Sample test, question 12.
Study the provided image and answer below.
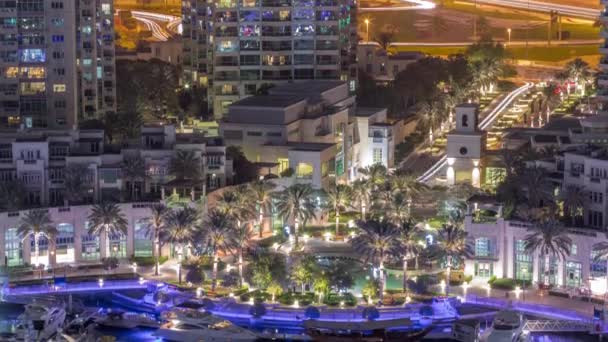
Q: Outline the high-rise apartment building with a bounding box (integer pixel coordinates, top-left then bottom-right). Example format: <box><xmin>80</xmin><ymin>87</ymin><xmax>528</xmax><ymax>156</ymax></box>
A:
<box><xmin>182</xmin><ymin>0</ymin><xmax>358</xmax><ymax>118</ymax></box>
<box><xmin>0</xmin><ymin>0</ymin><xmax>116</xmax><ymax>129</ymax></box>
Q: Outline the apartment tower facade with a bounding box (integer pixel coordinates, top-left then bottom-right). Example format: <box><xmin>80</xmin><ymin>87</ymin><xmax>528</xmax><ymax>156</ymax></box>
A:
<box><xmin>182</xmin><ymin>0</ymin><xmax>358</xmax><ymax>118</ymax></box>
<box><xmin>0</xmin><ymin>0</ymin><xmax>116</xmax><ymax>129</ymax></box>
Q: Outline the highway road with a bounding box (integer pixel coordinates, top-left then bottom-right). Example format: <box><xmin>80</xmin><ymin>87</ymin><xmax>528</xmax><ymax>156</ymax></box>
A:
<box><xmin>467</xmin><ymin>0</ymin><xmax>598</xmax><ymax>19</ymax></box>
<box><xmin>360</xmin><ymin>0</ymin><xmax>435</xmax><ymax>12</ymax></box>
<box><xmin>129</xmin><ymin>10</ymin><xmax>181</xmax><ymax>41</ymax></box>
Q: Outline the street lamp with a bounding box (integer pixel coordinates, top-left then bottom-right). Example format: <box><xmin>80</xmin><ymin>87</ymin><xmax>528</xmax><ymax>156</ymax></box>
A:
<box><xmin>507</xmin><ymin>28</ymin><xmax>512</xmax><ymax>44</ymax></box>
<box><xmin>364</xmin><ymin>19</ymin><xmax>370</xmax><ymax>43</ymax></box>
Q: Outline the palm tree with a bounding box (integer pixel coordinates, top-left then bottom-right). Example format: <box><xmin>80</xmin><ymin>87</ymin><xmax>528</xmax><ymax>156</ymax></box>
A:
<box><xmin>18</xmin><ymin>210</ymin><xmax>56</xmax><ymax>267</ymax></box>
<box><xmin>385</xmin><ymin>192</ymin><xmax>411</xmax><ymax>225</ymax></box>
<box><xmin>229</xmin><ymin>223</ymin><xmax>254</xmax><ymax>286</ymax></box>
<box><xmin>87</xmin><ymin>203</ymin><xmax>129</xmax><ymax>259</ymax></box>
<box><xmin>521</xmin><ymin>166</ymin><xmax>551</xmax><ymax>208</ymax></box>
<box><xmin>524</xmin><ymin>219</ymin><xmax>571</xmax><ymax>286</ymax></box>
<box><xmin>216</xmin><ymin>185</ymin><xmax>255</xmax><ymax>228</ymax></box>
<box><xmin>350</xmin><ymin>219</ymin><xmax>400</xmax><ymax>301</ymax></box>
<box><xmin>565</xmin><ymin>58</ymin><xmax>591</xmax><ymax>95</ymax></box>
<box><xmin>416</xmin><ymin>99</ymin><xmax>445</xmax><ymax>143</ymax></box>
<box><xmin>560</xmin><ymin>185</ymin><xmax>588</xmax><ymax>226</ymax></box>
<box><xmin>325</xmin><ymin>184</ymin><xmax>351</xmax><ymax>235</ymax></box>
<box><xmin>169</xmin><ymin>150</ymin><xmax>202</xmax><ymax>198</ymax></box>
<box><xmin>145</xmin><ymin>203</ymin><xmax>169</xmax><ymax>276</ymax></box>
<box><xmin>248</xmin><ymin>180</ymin><xmax>276</xmax><ymax>237</ymax></box>
<box><xmin>202</xmin><ymin>209</ymin><xmax>234</xmax><ymax>290</ymax></box>
<box><xmin>351</xmin><ymin>179</ymin><xmax>372</xmax><ymax>220</ymax></box>
<box><xmin>276</xmin><ymin>184</ymin><xmax>316</xmax><ymax>247</ymax></box>
<box><xmin>63</xmin><ymin>164</ymin><xmax>92</xmax><ymax>205</ymax></box>
<box><xmin>542</xmin><ymin>83</ymin><xmax>561</xmax><ymax>120</ymax></box>
<box><xmin>163</xmin><ymin>207</ymin><xmax>199</xmax><ymax>284</ymax></box>
<box><xmin>122</xmin><ymin>155</ymin><xmax>147</xmax><ymax>201</ymax></box>
<box><xmin>396</xmin><ymin>220</ymin><xmax>422</xmax><ymax>293</ymax></box>
<box><xmin>358</xmin><ymin>164</ymin><xmax>388</xmax><ymax>189</ymax></box>
<box><xmin>435</xmin><ymin>223</ymin><xmax>473</xmax><ymax>295</ymax></box>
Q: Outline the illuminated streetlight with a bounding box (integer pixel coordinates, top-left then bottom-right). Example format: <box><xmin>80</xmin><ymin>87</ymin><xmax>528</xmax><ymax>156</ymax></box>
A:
<box><xmin>507</xmin><ymin>28</ymin><xmax>512</xmax><ymax>44</ymax></box>
<box><xmin>364</xmin><ymin>19</ymin><xmax>370</xmax><ymax>43</ymax></box>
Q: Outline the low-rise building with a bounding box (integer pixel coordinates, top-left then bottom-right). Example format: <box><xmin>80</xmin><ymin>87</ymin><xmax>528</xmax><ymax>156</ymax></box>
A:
<box><xmin>357</xmin><ymin>44</ymin><xmax>424</xmax><ymax>83</ymax></box>
<box><xmin>219</xmin><ymin>81</ymin><xmax>398</xmax><ymax>188</ymax></box>
<box><xmin>0</xmin><ymin>125</ymin><xmax>232</xmax><ymax>209</ymax></box>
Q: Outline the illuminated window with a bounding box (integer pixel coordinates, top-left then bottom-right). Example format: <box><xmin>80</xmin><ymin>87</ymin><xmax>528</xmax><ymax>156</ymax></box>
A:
<box><xmin>20</xmin><ymin>67</ymin><xmax>45</xmax><ymax>79</ymax></box>
<box><xmin>20</xmin><ymin>82</ymin><xmax>45</xmax><ymax>95</ymax></box>
<box><xmin>101</xmin><ymin>4</ymin><xmax>111</xmax><ymax>15</ymax></box>
<box><xmin>82</xmin><ymin>58</ymin><xmax>92</xmax><ymax>66</ymax></box>
<box><xmin>19</xmin><ymin>49</ymin><xmax>45</xmax><ymax>63</ymax></box>
<box><xmin>4</xmin><ymin>67</ymin><xmax>18</xmax><ymax>78</ymax></box>
<box><xmin>373</xmin><ymin>148</ymin><xmax>382</xmax><ymax>164</ymax></box>
<box><xmin>53</xmin><ymin>84</ymin><xmax>66</xmax><ymax>92</ymax></box>
<box><xmin>278</xmin><ymin>158</ymin><xmax>289</xmax><ymax>173</ymax></box>
<box><xmin>296</xmin><ymin>163</ymin><xmax>313</xmax><ymax>179</ymax></box>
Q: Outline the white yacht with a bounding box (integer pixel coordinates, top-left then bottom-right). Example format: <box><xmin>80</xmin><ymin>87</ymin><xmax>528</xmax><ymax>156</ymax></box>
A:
<box><xmin>155</xmin><ymin>308</ymin><xmax>259</xmax><ymax>342</ymax></box>
<box><xmin>14</xmin><ymin>303</ymin><xmax>66</xmax><ymax>341</ymax></box>
<box><xmin>480</xmin><ymin>310</ymin><xmax>530</xmax><ymax>342</ymax></box>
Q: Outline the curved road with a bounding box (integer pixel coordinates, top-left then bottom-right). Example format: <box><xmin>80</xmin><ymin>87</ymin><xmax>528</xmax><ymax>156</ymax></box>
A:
<box><xmin>416</xmin><ymin>82</ymin><xmax>534</xmax><ymax>183</ymax></box>
<box><xmin>469</xmin><ymin>0</ymin><xmax>598</xmax><ymax>19</ymax></box>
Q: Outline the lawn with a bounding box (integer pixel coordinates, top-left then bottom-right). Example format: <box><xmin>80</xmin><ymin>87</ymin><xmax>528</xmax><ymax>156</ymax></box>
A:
<box><xmin>393</xmin><ymin>44</ymin><xmax>600</xmax><ymax>62</ymax></box>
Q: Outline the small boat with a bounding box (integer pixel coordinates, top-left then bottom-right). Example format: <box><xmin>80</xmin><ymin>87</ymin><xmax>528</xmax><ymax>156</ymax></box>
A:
<box><xmin>480</xmin><ymin>310</ymin><xmax>530</xmax><ymax>342</ymax></box>
<box><xmin>155</xmin><ymin>308</ymin><xmax>259</xmax><ymax>342</ymax></box>
<box><xmin>13</xmin><ymin>303</ymin><xmax>67</xmax><ymax>341</ymax></box>
<box><xmin>94</xmin><ymin>310</ymin><xmax>160</xmax><ymax>329</ymax></box>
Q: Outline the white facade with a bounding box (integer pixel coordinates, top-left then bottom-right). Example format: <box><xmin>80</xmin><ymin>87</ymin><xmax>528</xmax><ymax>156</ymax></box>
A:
<box><xmin>446</xmin><ymin>104</ymin><xmax>484</xmax><ymax>187</ymax></box>
<box><xmin>0</xmin><ymin>0</ymin><xmax>116</xmax><ymax>128</ymax></box>
<box><xmin>0</xmin><ymin>125</ymin><xmax>231</xmax><ymax>209</ymax></box>
<box><xmin>0</xmin><ymin>203</ymin><xmax>163</xmax><ymax>267</ymax></box>
<box><xmin>464</xmin><ymin>215</ymin><xmax>608</xmax><ymax>294</ymax></box>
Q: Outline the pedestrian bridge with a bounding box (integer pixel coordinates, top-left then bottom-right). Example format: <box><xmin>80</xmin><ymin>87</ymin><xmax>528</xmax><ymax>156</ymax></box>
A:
<box><xmin>524</xmin><ymin>320</ymin><xmax>593</xmax><ymax>332</ymax></box>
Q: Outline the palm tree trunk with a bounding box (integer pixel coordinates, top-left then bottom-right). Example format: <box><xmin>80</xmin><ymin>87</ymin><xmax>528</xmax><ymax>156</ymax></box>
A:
<box><xmin>238</xmin><ymin>249</ymin><xmax>244</xmax><ymax>287</ymax></box>
<box><xmin>446</xmin><ymin>255</ymin><xmax>452</xmax><ymax>295</ymax></box>
<box><xmin>544</xmin><ymin>254</ymin><xmax>550</xmax><ymax>286</ymax></box>
<box><xmin>212</xmin><ymin>251</ymin><xmax>219</xmax><ymax>291</ymax></box>
<box><xmin>379</xmin><ymin>258</ymin><xmax>385</xmax><ymax>302</ymax></box>
<box><xmin>361</xmin><ymin>202</ymin><xmax>366</xmax><ymax>220</ymax></box>
<box><xmin>294</xmin><ymin>217</ymin><xmax>300</xmax><ymax>247</ymax></box>
<box><xmin>155</xmin><ymin>233</ymin><xmax>160</xmax><ymax>276</ymax></box>
<box><xmin>415</xmin><ymin>256</ymin><xmax>419</xmax><ymax>270</ymax></box>
<box><xmin>34</xmin><ymin>233</ymin><xmax>40</xmax><ymax>267</ymax></box>
<box><xmin>335</xmin><ymin>208</ymin><xmax>340</xmax><ymax>236</ymax></box>
<box><xmin>259</xmin><ymin>205</ymin><xmax>264</xmax><ymax>238</ymax></box>
<box><xmin>402</xmin><ymin>257</ymin><xmax>408</xmax><ymax>293</ymax></box>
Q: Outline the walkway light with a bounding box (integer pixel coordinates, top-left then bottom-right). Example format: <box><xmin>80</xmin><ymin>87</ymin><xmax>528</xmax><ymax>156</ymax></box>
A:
<box><xmin>293</xmin><ymin>300</ymin><xmax>299</xmax><ymax>308</ymax></box>
<box><xmin>98</xmin><ymin>278</ymin><xmax>104</xmax><ymax>287</ymax></box>
<box><xmin>249</xmin><ymin>298</ymin><xmax>254</xmax><ymax>305</ymax></box>
<box><xmin>139</xmin><ymin>277</ymin><xmax>145</xmax><ymax>285</ymax></box>
<box><xmin>229</xmin><ymin>292</ymin><xmax>235</xmax><ymax>297</ymax></box>
<box><xmin>440</xmin><ymin>280</ymin><xmax>446</xmax><ymax>294</ymax></box>
<box><xmin>340</xmin><ymin>301</ymin><xmax>345</xmax><ymax>308</ymax></box>
<box><xmin>196</xmin><ymin>287</ymin><xmax>203</xmax><ymax>298</ymax></box>
<box><xmin>405</xmin><ymin>296</ymin><xmax>411</xmax><ymax>304</ymax></box>
<box><xmin>514</xmin><ymin>286</ymin><xmax>522</xmax><ymax>298</ymax></box>
<box><xmin>303</xmin><ymin>234</ymin><xmax>310</xmax><ymax>242</ymax></box>
<box><xmin>324</xmin><ymin>232</ymin><xmax>332</xmax><ymax>242</ymax></box>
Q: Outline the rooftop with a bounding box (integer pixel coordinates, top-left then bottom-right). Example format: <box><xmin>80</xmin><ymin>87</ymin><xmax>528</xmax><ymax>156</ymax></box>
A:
<box><xmin>230</xmin><ymin>95</ymin><xmax>306</xmax><ymax>108</ymax></box>
<box><xmin>288</xmin><ymin>142</ymin><xmax>336</xmax><ymax>152</ymax></box>
<box><xmin>356</xmin><ymin>107</ymin><xmax>385</xmax><ymax>118</ymax></box>
<box><xmin>269</xmin><ymin>81</ymin><xmax>345</xmax><ymax>96</ymax></box>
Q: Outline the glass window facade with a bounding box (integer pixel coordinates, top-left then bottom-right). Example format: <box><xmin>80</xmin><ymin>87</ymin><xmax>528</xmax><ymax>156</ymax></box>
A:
<box><xmin>514</xmin><ymin>240</ymin><xmax>533</xmax><ymax>281</ymax></box>
<box><xmin>538</xmin><ymin>256</ymin><xmax>558</xmax><ymax>285</ymax></box>
<box><xmin>474</xmin><ymin>262</ymin><xmax>492</xmax><ymax>278</ymax></box>
<box><xmin>5</xmin><ymin>228</ymin><xmax>23</xmax><ymax>266</ymax></box>
<box><xmin>566</xmin><ymin>261</ymin><xmax>582</xmax><ymax>288</ymax></box>
<box><xmin>109</xmin><ymin>233</ymin><xmax>127</xmax><ymax>259</ymax></box>
<box><xmin>475</xmin><ymin>238</ymin><xmax>490</xmax><ymax>257</ymax></box>
<box><xmin>134</xmin><ymin>221</ymin><xmax>152</xmax><ymax>257</ymax></box>
<box><xmin>55</xmin><ymin>223</ymin><xmax>74</xmax><ymax>264</ymax></box>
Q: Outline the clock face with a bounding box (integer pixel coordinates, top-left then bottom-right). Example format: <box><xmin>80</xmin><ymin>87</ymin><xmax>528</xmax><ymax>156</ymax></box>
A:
<box><xmin>459</xmin><ymin>147</ymin><xmax>468</xmax><ymax>155</ymax></box>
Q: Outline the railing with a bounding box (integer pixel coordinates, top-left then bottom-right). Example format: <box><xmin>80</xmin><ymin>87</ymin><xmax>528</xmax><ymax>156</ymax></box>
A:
<box><xmin>524</xmin><ymin>320</ymin><xmax>592</xmax><ymax>332</ymax></box>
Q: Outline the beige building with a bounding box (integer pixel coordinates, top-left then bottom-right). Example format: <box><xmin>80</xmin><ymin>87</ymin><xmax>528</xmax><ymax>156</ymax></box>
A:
<box><xmin>357</xmin><ymin>43</ymin><xmax>424</xmax><ymax>83</ymax></box>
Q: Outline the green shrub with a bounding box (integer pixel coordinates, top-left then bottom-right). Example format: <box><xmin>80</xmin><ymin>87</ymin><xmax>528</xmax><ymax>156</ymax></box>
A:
<box><xmin>197</xmin><ymin>256</ymin><xmax>226</xmax><ymax>271</ymax></box>
<box><xmin>488</xmin><ymin>275</ymin><xmax>497</xmax><ymax>284</ymax></box>
<box><xmin>489</xmin><ymin>278</ymin><xmax>528</xmax><ymax>291</ymax></box>
<box><xmin>130</xmin><ymin>256</ymin><xmax>168</xmax><ymax>266</ymax></box>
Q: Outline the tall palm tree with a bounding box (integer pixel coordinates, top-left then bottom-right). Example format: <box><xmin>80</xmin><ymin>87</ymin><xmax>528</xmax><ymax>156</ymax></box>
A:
<box><xmin>565</xmin><ymin>58</ymin><xmax>591</xmax><ymax>95</ymax></box>
<box><xmin>521</xmin><ymin>166</ymin><xmax>551</xmax><ymax>209</ymax></box>
<box><xmin>216</xmin><ymin>185</ymin><xmax>255</xmax><ymax>228</ymax></box>
<box><xmin>391</xmin><ymin>171</ymin><xmax>428</xmax><ymax>198</ymax></box>
<box><xmin>202</xmin><ymin>209</ymin><xmax>235</xmax><ymax>290</ymax></box>
<box><xmin>230</xmin><ymin>223</ymin><xmax>254</xmax><ymax>286</ymax></box>
<box><xmin>248</xmin><ymin>180</ymin><xmax>276</xmax><ymax>237</ymax></box>
<box><xmin>325</xmin><ymin>184</ymin><xmax>351</xmax><ymax>235</ymax></box>
<box><xmin>87</xmin><ymin>203</ymin><xmax>129</xmax><ymax>258</ymax></box>
<box><xmin>350</xmin><ymin>219</ymin><xmax>400</xmax><ymax>301</ymax></box>
<box><xmin>163</xmin><ymin>207</ymin><xmax>199</xmax><ymax>284</ymax></box>
<box><xmin>145</xmin><ymin>203</ymin><xmax>169</xmax><ymax>276</ymax></box>
<box><xmin>385</xmin><ymin>192</ymin><xmax>411</xmax><ymax>226</ymax></box>
<box><xmin>435</xmin><ymin>223</ymin><xmax>473</xmax><ymax>295</ymax></box>
<box><xmin>276</xmin><ymin>184</ymin><xmax>316</xmax><ymax>247</ymax></box>
<box><xmin>18</xmin><ymin>210</ymin><xmax>56</xmax><ymax>267</ymax></box>
<box><xmin>63</xmin><ymin>164</ymin><xmax>92</xmax><ymax>205</ymax></box>
<box><xmin>560</xmin><ymin>185</ymin><xmax>588</xmax><ymax>226</ymax></box>
<box><xmin>358</xmin><ymin>164</ymin><xmax>388</xmax><ymax>189</ymax></box>
<box><xmin>524</xmin><ymin>219</ymin><xmax>571</xmax><ymax>286</ymax></box>
<box><xmin>396</xmin><ymin>219</ymin><xmax>422</xmax><ymax>293</ymax></box>
<box><xmin>122</xmin><ymin>155</ymin><xmax>148</xmax><ymax>201</ymax></box>
<box><xmin>542</xmin><ymin>83</ymin><xmax>561</xmax><ymax>120</ymax></box>
<box><xmin>169</xmin><ymin>150</ymin><xmax>202</xmax><ymax>197</ymax></box>
<box><xmin>351</xmin><ymin>179</ymin><xmax>372</xmax><ymax>220</ymax></box>
<box><xmin>416</xmin><ymin>99</ymin><xmax>444</xmax><ymax>143</ymax></box>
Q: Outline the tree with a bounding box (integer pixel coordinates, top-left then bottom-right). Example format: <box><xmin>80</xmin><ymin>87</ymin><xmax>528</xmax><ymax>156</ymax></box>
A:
<box><xmin>144</xmin><ymin>203</ymin><xmax>169</xmax><ymax>276</ymax></box>
<box><xmin>247</xmin><ymin>251</ymin><xmax>287</xmax><ymax>288</ymax></box>
<box><xmin>87</xmin><ymin>203</ymin><xmax>128</xmax><ymax>259</ymax></box>
<box><xmin>121</xmin><ymin>155</ymin><xmax>147</xmax><ymax>201</ymax></box>
<box><xmin>169</xmin><ymin>150</ymin><xmax>202</xmax><ymax>182</ymax></box>
<box><xmin>416</xmin><ymin>98</ymin><xmax>445</xmax><ymax>143</ymax></box>
<box><xmin>358</xmin><ymin>164</ymin><xmax>388</xmax><ymax>190</ymax></box>
<box><xmin>18</xmin><ymin>210</ymin><xmax>56</xmax><ymax>267</ymax></box>
<box><xmin>375</xmin><ymin>28</ymin><xmax>395</xmax><ymax>50</ymax></box>
<box><xmin>565</xmin><ymin>58</ymin><xmax>591</xmax><ymax>95</ymax></box>
<box><xmin>351</xmin><ymin>219</ymin><xmax>400</xmax><ymax>301</ymax></box>
<box><xmin>290</xmin><ymin>253</ymin><xmax>317</xmax><ymax>293</ymax></box>
<box><xmin>0</xmin><ymin>181</ymin><xmax>26</xmax><ymax>210</ymax></box>
<box><xmin>163</xmin><ymin>207</ymin><xmax>199</xmax><ymax>283</ymax></box>
<box><xmin>226</xmin><ymin>146</ymin><xmax>259</xmax><ymax>184</ymax></box>
<box><xmin>435</xmin><ymin>223</ymin><xmax>472</xmax><ymax>295</ymax></box>
<box><xmin>391</xmin><ymin>171</ymin><xmax>428</xmax><ymax>204</ymax></box>
<box><xmin>63</xmin><ymin>164</ymin><xmax>92</xmax><ymax>205</ymax></box>
<box><xmin>267</xmin><ymin>281</ymin><xmax>283</xmax><ymax>303</ymax></box>
<box><xmin>560</xmin><ymin>185</ymin><xmax>587</xmax><ymax>226</ymax></box>
<box><xmin>524</xmin><ymin>219</ymin><xmax>571</xmax><ymax>286</ymax></box>
<box><xmin>542</xmin><ymin>83</ymin><xmax>561</xmax><ymax>119</ymax></box>
<box><xmin>326</xmin><ymin>260</ymin><xmax>357</xmax><ymax>292</ymax></box>
<box><xmin>248</xmin><ymin>180</ymin><xmax>276</xmax><ymax>237</ymax></box>
<box><xmin>351</xmin><ymin>179</ymin><xmax>372</xmax><ymax>220</ymax></box>
<box><xmin>230</xmin><ymin>223</ymin><xmax>254</xmax><ymax>286</ymax></box>
<box><xmin>325</xmin><ymin>184</ymin><xmax>352</xmax><ymax>235</ymax></box>
<box><xmin>396</xmin><ymin>219</ymin><xmax>423</xmax><ymax>293</ymax></box>
<box><xmin>313</xmin><ymin>276</ymin><xmax>330</xmax><ymax>303</ymax></box>
<box><xmin>216</xmin><ymin>185</ymin><xmax>255</xmax><ymax>228</ymax></box>
<box><xmin>385</xmin><ymin>192</ymin><xmax>411</xmax><ymax>226</ymax></box>
<box><xmin>202</xmin><ymin>209</ymin><xmax>234</xmax><ymax>291</ymax></box>
<box><xmin>520</xmin><ymin>166</ymin><xmax>552</xmax><ymax>209</ymax></box>
<box><xmin>276</xmin><ymin>184</ymin><xmax>316</xmax><ymax>247</ymax></box>
<box><xmin>362</xmin><ymin>279</ymin><xmax>380</xmax><ymax>303</ymax></box>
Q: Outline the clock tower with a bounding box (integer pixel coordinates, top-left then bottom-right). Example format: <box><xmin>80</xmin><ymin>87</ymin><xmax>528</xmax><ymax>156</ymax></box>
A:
<box><xmin>446</xmin><ymin>104</ymin><xmax>485</xmax><ymax>187</ymax></box>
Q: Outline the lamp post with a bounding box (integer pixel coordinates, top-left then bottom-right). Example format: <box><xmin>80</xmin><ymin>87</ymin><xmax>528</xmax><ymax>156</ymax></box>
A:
<box><xmin>364</xmin><ymin>19</ymin><xmax>370</xmax><ymax>43</ymax></box>
<box><xmin>507</xmin><ymin>28</ymin><xmax>512</xmax><ymax>44</ymax></box>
